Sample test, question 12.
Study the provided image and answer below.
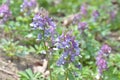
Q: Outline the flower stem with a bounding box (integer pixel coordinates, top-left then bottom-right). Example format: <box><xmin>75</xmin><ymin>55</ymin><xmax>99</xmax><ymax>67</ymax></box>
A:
<box><xmin>43</xmin><ymin>26</ymin><xmax>52</xmax><ymax>80</ymax></box>
<box><xmin>65</xmin><ymin>69</ymin><xmax>68</xmax><ymax>80</ymax></box>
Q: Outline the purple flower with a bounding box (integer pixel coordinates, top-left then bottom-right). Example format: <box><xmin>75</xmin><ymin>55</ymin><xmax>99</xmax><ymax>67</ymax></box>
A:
<box><xmin>6</xmin><ymin>0</ymin><xmax>10</xmax><ymax>6</ymax></box>
<box><xmin>96</xmin><ymin>44</ymin><xmax>111</xmax><ymax>75</ymax></box>
<box><xmin>30</xmin><ymin>14</ymin><xmax>56</xmax><ymax>29</ymax></box>
<box><xmin>30</xmin><ymin>14</ymin><xmax>45</xmax><ymax>29</ymax></box>
<box><xmin>20</xmin><ymin>0</ymin><xmax>37</xmax><ymax>14</ymax></box>
<box><xmin>37</xmin><ymin>33</ymin><xmax>42</xmax><ymax>40</ymax></box>
<box><xmin>78</xmin><ymin>22</ymin><xmax>87</xmax><ymax>32</ymax></box>
<box><xmin>30</xmin><ymin>13</ymin><xmax>56</xmax><ymax>40</ymax></box>
<box><xmin>109</xmin><ymin>11</ymin><xmax>116</xmax><ymax>21</ymax></box>
<box><xmin>96</xmin><ymin>54</ymin><xmax>107</xmax><ymax>75</ymax></box>
<box><xmin>92</xmin><ymin>10</ymin><xmax>100</xmax><ymax>21</ymax></box>
<box><xmin>100</xmin><ymin>44</ymin><xmax>111</xmax><ymax>54</ymax></box>
<box><xmin>73</xmin><ymin>13</ymin><xmax>81</xmax><ymax>24</ymax></box>
<box><xmin>80</xmin><ymin>4</ymin><xmax>87</xmax><ymax>16</ymax></box>
<box><xmin>0</xmin><ymin>4</ymin><xmax>11</xmax><ymax>24</ymax></box>
<box><xmin>47</xmin><ymin>17</ymin><xmax>56</xmax><ymax>28</ymax></box>
<box><xmin>56</xmin><ymin>52</ymin><xmax>67</xmax><ymax>66</ymax></box>
<box><xmin>55</xmin><ymin>32</ymin><xmax>81</xmax><ymax>67</ymax></box>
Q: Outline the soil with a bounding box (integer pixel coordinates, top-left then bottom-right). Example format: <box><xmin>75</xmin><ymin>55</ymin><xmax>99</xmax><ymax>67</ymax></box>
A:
<box><xmin>0</xmin><ymin>51</ymin><xmax>43</xmax><ymax>80</ymax></box>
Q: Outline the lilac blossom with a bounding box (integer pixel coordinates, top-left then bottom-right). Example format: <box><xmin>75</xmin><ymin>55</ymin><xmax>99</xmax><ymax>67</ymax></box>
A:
<box><xmin>96</xmin><ymin>44</ymin><xmax>111</xmax><ymax>75</ymax></box>
<box><xmin>78</xmin><ymin>22</ymin><xmax>87</xmax><ymax>32</ymax></box>
<box><xmin>20</xmin><ymin>0</ymin><xmax>37</xmax><ymax>14</ymax></box>
<box><xmin>55</xmin><ymin>32</ymin><xmax>81</xmax><ymax>68</ymax></box>
<box><xmin>100</xmin><ymin>44</ymin><xmax>111</xmax><ymax>54</ymax></box>
<box><xmin>0</xmin><ymin>4</ymin><xmax>11</xmax><ymax>24</ymax></box>
<box><xmin>36</xmin><ymin>33</ymin><xmax>42</xmax><ymax>40</ymax></box>
<box><xmin>80</xmin><ymin>4</ymin><xmax>87</xmax><ymax>16</ymax></box>
<box><xmin>73</xmin><ymin>13</ymin><xmax>81</xmax><ymax>24</ymax></box>
<box><xmin>30</xmin><ymin>13</ymin><xmax>56</xmax><ymax>40</ymax></box>
<box><xmin>6</xmin><ymin>0</ymin><xmax>10</xmax><ymax>6</ymax></box>
<box><xmin>96</xmin><ymin>53</ymin><xmax>107</xmax><ymax>75</ymax></box>
<box><xmin>109</xmin><ymin>11</ymin><xmax>117</xmax><ymax>21</ymax></box>
<box><xmin>92</xmin><ymin>10</ymin><xmax>100</xmax><ymax>21</ymax></box>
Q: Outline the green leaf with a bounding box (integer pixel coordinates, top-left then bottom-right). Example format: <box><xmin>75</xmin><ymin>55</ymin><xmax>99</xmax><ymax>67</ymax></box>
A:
<box><xmin>68</xmin><ymin>72</ymin><xmax>75</xmax><ymax>80</ymax></box>
<box><xmin>34</xmin><ymin>72</ymin><xmax>41</xmax><ymax>79</ymax></box>
<box><xmin>19</xmin><ymin>71</ymin><xmax>30</xmax><ymax>80</ymax></box>
<box><xmin>25</xmin><ymin>68</ymin><xmax>34</xmax><ymax>80</ymax></box>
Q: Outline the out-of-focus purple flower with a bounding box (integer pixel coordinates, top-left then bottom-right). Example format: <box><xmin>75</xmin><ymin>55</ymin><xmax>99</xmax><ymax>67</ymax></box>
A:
<box><xmin>92</xmin><ymin>10</ymin><xmax>100</xmax><ymax>21</ymax></box>
<box><xmin>37</xmin><ymin>33</ymin><xmax>42</xmax><ymax>40</ymax></box>
<box><xmin>5</xmin><ymin>0</ymin><xmax>10</xmax><ymax>6</ymax></box>
<box><xmin>55</xmin><ymin>32</ymin><xmax>81</xmax><ymax>68</ymax></box>
<box><xmin>100</xmin><ymin>44</ymin><xmax>111</xmax><ymax>54</ymax></box>
<box><xmin>30</xmin><ymin>14</ymin><xmax>45</xmax><ymax>29</ymax></box>
<box><xmin>55</xmin><ymin>32</ymin><xmax>73</xmax><ymax>49</ymax></box>
<box><xmin>20</xmin><ymin>0</ymin><xmax>37</xmax><ymax>13</ymax></box>
<box><xmin>96</xmin><ymin>44</ymin><xmax>111</xmax><ymax>75</ymax></box>
<box><xmin>78</xmin><ymin>22</ymin><xmax>87</xmax><ymax>32</ymax></box>
<box><xmin>73</xmin><ymin>13</ymin><xmax>81</xmax><ymax>24</ymax></box>
<box><xmin>109</xmin><ymin>11</ymin><xmax>117</xmax><ymax>21</ymax></box>
<box><xmin>30</xmin><ymin>13</ymin><xmax>56</xmax><ymax>40</ymax></box>
<box><xmin>47</xmin><ymin>17</ymin><xmax>56</xmax><ymax>28</ymax></box>
<box><xmin>56</xmin><ymin>52</ymin><xmax>67</xmax><ymax>66</ymax></box>
<box><xmin>30</xmin><ymin>14</ymin><xmax>56</xmax><ymax>30</ymax></box>
<box><xmin>80</xmin><ymin>4</ymin><xmax>87</xmax><ymax>16</ymax></box>
<box><xmin>0</xmin><ymin>4</ymin><xmax>11</xmax><ymax>24</ymax></box>
<box><xmin>96</xmin><ymin>54</ymin><xmax>107</xmax><ymax>75</ymax></box>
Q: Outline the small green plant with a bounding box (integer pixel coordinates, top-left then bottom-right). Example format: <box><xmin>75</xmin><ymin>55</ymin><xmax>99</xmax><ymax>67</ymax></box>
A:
<box><xmin>0</xmin><ymin>39</ymin><xmax>29</xmax><ymax>58</ymax></box>
<box><xmin>19</xmin><ymin>68</ymin><xmax>43</xmax><ymax>80</ymax></box>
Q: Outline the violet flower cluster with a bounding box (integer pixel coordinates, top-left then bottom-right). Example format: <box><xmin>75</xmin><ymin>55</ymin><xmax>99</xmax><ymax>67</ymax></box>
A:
<box><xmin>109</xmin><ymin>11</ymin><xmax>117</xmax><ymax>21</ymax></box>
<box><xmin>72</xmin><ymin>4</ymin><xmax>87</xmax><ymax>25</ymax></box>
<box><xmin>78</xmin><ymin>22</ymin><xmax>87</xmax><ymax>32</ymax></box>
<box><xmin>30</xmin><ymin>13</ymin><xmax>56</xmax><ymax>40</ymax></box>
<box><xmin>55</xmin><ymin>32</ymin><xmax>81</xmax><ymax>68</ymax></box>
<box><xmin>80</xmin><ymin>4</ymin><xmax>87</xmax><ymax>16</ymax></box>
<box><xmin>92</xmin><ymin>10</ymin><xmax>100</xmax><ymax>21</ymax></box>
<box><xmin>72</xmin><ymin>13</ymin><xmax>81</xmax><ymax>25</ymax></box>
<box><xmin>20</xmin><ymin>0</ymin><xmax>37</xmax><ymax>14</ymax></box>
<box><xmin>96</xmin><ymin>44</ymin><xmax>111</xmax><ymax>75</ymax></box>
<box><xmin>0</xmin><ymin>4</ymin><xmax>11</xmax><ymax>24</ymax></box>
<box><xmin>72</xmin><ymin>4</ymin><xmax>89</xmax><ymax>33</ymax></box>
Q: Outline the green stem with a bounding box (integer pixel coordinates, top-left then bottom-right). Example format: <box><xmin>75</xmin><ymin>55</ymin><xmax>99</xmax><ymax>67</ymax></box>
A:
<box><xmin>43</xmin><ymin>27</ymin><xmax>52</xmax><ymax>80</ymax></box>
<box><xmin>65</xmin><ymin>69</ymin><xmax>68</xmax><ymax>80</ymax></box>
<box><xmin>45</xmin><ymin>46</ymin><xmax>52</xmax><ymax>80</ymax></box>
